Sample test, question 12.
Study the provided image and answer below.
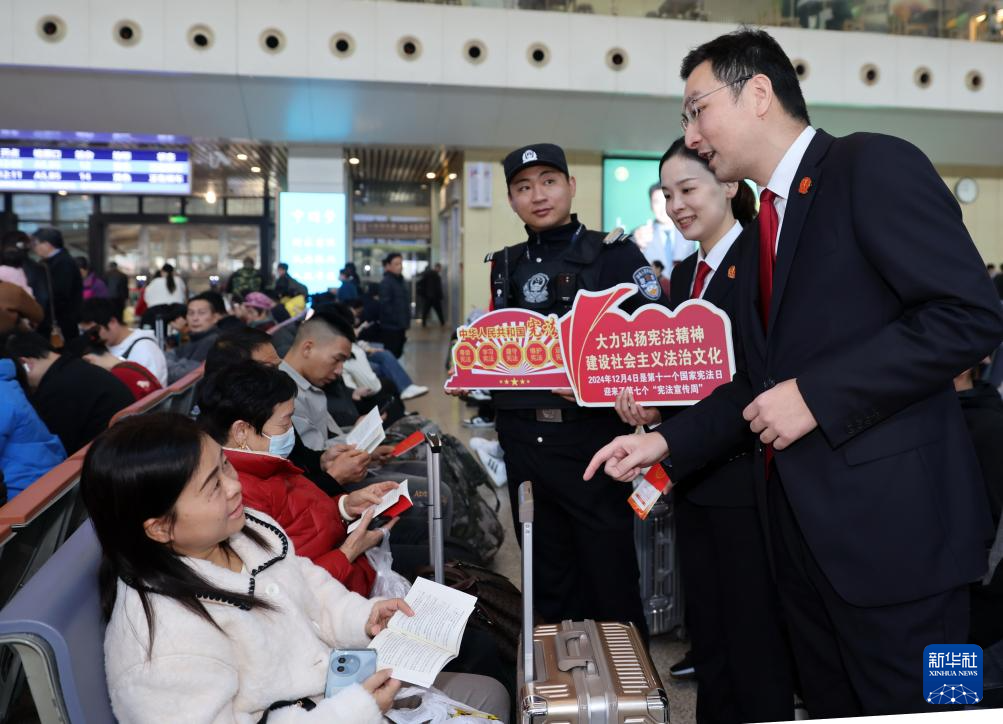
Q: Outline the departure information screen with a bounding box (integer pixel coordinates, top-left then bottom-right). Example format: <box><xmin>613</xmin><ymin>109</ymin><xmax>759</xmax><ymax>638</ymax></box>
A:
<box><xmin>0</xmin><ymin>146</ymin><xmax>191</xmax><ymax>195</ymax></box>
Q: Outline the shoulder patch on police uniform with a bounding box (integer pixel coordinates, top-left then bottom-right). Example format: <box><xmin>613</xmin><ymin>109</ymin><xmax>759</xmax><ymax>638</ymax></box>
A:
<box><xmin>633</xmin><ymin>265</ymin><xmax>661</xmax><ymax>300</ymax></box>
<box><xmin>603</xmin><ymin>227</ymin><xmax>626</xmax><ymax>245</ymax></box>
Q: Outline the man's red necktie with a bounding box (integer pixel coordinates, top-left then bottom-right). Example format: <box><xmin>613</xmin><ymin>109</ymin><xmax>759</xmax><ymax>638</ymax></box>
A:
<box><xmin>690</xmin><ymin>260</ymin><xmax>712</xmax><ymax>300</ymax></box>
<box><xmin>758</xmin><ymin>188</ymin><xmax>779</xmax><ymax>474</ymax></box>
<box><xmin>758</xmin><ymin>188</ymin><xmax>779</xmax><ymax>331</ymax></box>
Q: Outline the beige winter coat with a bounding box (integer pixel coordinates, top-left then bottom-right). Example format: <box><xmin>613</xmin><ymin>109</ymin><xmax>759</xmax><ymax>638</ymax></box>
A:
<box><xmin>104</xmin><ymin>511</ymin><xmax>383</xmax><ymax>723</ymax></box>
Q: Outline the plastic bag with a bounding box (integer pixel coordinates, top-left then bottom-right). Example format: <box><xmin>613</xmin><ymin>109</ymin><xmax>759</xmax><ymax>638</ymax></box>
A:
<box><xmin>365</xmin><ymin>530</ymin><xmax>411</xmax><ymax>599</ymax></box>
<box><xmin>386</xmin><ymin>686</ymin><xmax>500</xmax><ymax>724</ymax></box>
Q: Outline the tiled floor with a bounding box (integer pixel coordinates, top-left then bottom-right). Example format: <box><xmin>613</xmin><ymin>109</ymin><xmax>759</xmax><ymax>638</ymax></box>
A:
<box><xmin>400</xmin><ymin>323</ymin><xmax>699</xmax><ymax>723</ymax></box>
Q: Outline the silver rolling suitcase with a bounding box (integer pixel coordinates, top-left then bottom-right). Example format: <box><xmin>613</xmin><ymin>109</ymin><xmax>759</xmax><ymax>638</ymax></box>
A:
<box><xmin>518</xmin><ymin>482</ymin><xmax>669</xmax><ymax>723</ymax></box>
<box><xmin>634</xmin><ymin>492</ymin><xmax>685</xmax><ymax>637</ymax></box>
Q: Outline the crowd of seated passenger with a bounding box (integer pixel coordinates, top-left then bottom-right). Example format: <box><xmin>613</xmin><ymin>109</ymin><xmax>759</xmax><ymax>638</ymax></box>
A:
<box><xmin>0</xmin><ymin>248</ymin><xmax>509</xmax><ymax>719</ymax></box>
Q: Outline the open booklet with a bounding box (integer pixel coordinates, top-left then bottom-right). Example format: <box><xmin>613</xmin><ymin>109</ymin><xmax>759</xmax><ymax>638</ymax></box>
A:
<box><xmin>332</xmin><ymin>406</ymin><xmax>386</xmax><ymax>455</ymax></box>
<box><xmin>346</xmin><ymin>406</ymin><xmax>386</xmax><ymax>454</ymax></box>
<box><xmin>346</xmin><ymin>480</ymin><xmax>413</xmax><ymax>533</ymax></box>
<box><xmin>368</xmin><ymin>577</ymin><xmax>477</xmax><ymax>688</ymax></box>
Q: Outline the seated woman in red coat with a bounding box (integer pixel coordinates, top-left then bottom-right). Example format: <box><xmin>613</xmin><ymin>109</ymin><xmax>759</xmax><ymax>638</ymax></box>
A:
<box><xmin>197</xmin><ymin>359</ymin><xmax>397</xmax><ymax>595</ymax></box>
<box><xmin>197</xmin><ymin>360</ymin><xmax>515</xmax><ymax>702</ymax></box>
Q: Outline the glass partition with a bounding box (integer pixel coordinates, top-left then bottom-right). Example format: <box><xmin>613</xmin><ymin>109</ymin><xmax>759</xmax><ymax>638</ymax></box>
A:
<box><xmin>385</xmin><ymin>0</ymin><xmax>1003</xmax><ymax>42</ymax></box>
<box><xmin>106</xmin><ymin>223</ymin><xmax>261</xmax><ymax>294</ymax></box>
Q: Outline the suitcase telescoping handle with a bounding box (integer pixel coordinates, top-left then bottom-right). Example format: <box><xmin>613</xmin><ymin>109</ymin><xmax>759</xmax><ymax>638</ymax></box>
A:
<box><xmin>555</xmin><ymin>630</ymin><xmax>595</xmax><ymax>672</ymax></box>
<box><xmin>518</xmin><ymin>481</ymin><xmax>534</xmax><ymax>685</ymax></box>
<box><xmin>425</xmin><ymin>432</ymin><xmax>445</xmax><ymax>584</ymax></box>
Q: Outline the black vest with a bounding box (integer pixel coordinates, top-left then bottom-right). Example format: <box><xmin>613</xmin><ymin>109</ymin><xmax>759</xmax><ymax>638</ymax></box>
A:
<box><xmin>486</xmin><ymin>217</ymin><xmax>631</xmax><ymax>410</ymax></box>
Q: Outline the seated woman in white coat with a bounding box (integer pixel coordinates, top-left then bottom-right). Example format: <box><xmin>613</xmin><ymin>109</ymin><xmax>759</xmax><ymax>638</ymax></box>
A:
<box><xmin>81</xmin><ymin>412</ymin><xmax>509</xmax><ymax>723</ymax></box>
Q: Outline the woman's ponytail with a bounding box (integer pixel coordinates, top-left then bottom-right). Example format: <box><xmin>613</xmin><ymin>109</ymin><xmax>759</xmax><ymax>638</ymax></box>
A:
<box><xmin>731</xmin><ymin>183</ymin><xmax>757</xmax><ymax>226</ymax></box>
<box><xmin>163</xmin><ymin>263</ymin><xmax>176</xmax><ymax>294</ymax></box>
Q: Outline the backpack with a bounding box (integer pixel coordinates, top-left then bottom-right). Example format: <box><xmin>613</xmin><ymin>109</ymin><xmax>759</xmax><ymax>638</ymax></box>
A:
<box><xmin>438</xmin><ymin>433</ymin><xmax>504</xmax><ymax>565</ymax></box>
<box><xmin>385</xmin><ymin>417</ymin><xmax>505</xmax><ymax>564</ymax></box>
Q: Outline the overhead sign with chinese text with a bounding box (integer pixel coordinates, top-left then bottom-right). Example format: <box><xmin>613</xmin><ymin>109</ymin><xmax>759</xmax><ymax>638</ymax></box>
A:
<box><xmin>353</xmin><ymin>220</ymin><xmax>431</xmax><ymax>238</ymax></box>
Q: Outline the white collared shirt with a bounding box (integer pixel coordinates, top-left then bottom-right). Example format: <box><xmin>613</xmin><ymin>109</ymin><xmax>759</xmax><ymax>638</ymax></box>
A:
<box><xmin>689</xmin><ymin>221</ymin><xmax>743</xmax><ymax>298</ymax></box>
<box><xmin>761</xmin><ymin>126</ymin><xmax>816</xmax><ymax>253</ymax></box>
<box><xmin>279</xmin><ymin>359</ymin><xmax>344</xmax><ymax>451</ymax></box>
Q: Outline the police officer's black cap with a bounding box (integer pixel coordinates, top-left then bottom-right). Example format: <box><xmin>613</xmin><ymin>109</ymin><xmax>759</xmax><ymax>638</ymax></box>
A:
<box><xmin>503</xmin><ymin>143</ymin><xmax>569</xmax><ymax>185</ymax></box>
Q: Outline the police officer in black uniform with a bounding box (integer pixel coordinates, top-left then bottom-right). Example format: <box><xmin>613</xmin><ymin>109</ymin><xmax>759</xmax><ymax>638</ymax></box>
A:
<box><xmin>488</xmin><ymin>143</ymin><xmax>666</xmax><ymax>638</ymax></box>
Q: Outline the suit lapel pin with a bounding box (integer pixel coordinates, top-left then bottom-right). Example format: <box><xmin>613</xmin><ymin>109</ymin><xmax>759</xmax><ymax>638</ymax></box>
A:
<box><xmin>727</xmin><ymin>265</ymin><xmax>736</xmax><ymax>279</ymax></box>
<box><xmin>799</xmin><ymin>176</ymin><xmax>812</xmax><ymax>195</ymax></box>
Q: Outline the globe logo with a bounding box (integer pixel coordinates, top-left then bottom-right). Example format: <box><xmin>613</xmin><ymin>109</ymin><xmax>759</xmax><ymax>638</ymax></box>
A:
<box><xmin>927</xmin><ymin>684</ymin><xmax>980</xmax><ymax>705</ymax></box>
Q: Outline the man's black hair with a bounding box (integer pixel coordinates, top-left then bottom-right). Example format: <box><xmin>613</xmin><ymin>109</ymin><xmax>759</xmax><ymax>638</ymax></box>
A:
<box><xmin>164</xmin><ymin>303</ymin><xmax>188</xmax><ymax>323</ymax></box>
<box><xmin>277</xmin><ymin>262</ymin><xmax>289</xmax><ymax>271</ymax></box>
<box><xmin>383</xmin><ymin>252</ymin><xmax>402</xmax><ymax>267</ymax></box>
<box><xmin>314</xmin><ymin>302</ymin><xmax>356</xmax><ymax>331</ymax></box>
<box><xmin>63</xmin><ymin>333</ymin><xmax>110</xmax><ymax>359</ymax></box>
<box><xmin>80</xmin><ymin>297</ymin><xmax>125</xmax><ymax>326</ymax></box>
<box><xmin>204</xmin><ymin>327</ymin><xmax>275</xmax><ymax>377</ymax></box>
<box><xmin>4</xmin><ymin>331</ymin><xmax>54</xmax><ymax>360</ymax></box>
<box><xmin>33</xmin><ymin>227</ymin><xmax>65</xmax><ymax>249</ymax></box>
<box><xmin>302</xmin><ymin>307</ymin><xmax>356</xmax><ymax>344</ymax></box>
<box><xmin>680</xmin><ymin>27</ymin><xmax>810</xmax><ymax>125</ymax></box>
<box><xmin>189</xmin><ymin>290</ymin><xmax>227</xmax><ymax>316</ymax></box>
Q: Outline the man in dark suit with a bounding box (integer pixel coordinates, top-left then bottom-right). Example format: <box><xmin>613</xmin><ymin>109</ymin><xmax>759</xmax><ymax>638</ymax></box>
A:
<box><xmin>669</xmin><ymin>237</ymin><xmax>794</xmax><ymax>722</ymax></box>
<box><xmin>587</xmin><ymin>28</ymin><xmax>1003</xmax><ymax>717</ymax></box>
<box><xmin>31</xmin><ymin>227</ymin><xmax>82</xmax><ymax>342</ymax></box>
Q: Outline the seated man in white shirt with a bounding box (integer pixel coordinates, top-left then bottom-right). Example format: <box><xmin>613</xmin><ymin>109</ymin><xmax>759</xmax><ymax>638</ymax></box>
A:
<box><xmin>79</xmin><ymin>297</ymin><xmax>168</xmax><ymax>386</ymax></box>
<box><xmin>279</xmin><ymin>308</ymin><xmax>451</xmax><ymax>530</ymax></box>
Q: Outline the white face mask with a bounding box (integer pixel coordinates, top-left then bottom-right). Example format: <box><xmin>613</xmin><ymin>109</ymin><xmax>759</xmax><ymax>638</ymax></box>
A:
<box><xmin>263</xmin><ymin>426</ymin><xmax>296</xmax><ymax>458</ymax></box>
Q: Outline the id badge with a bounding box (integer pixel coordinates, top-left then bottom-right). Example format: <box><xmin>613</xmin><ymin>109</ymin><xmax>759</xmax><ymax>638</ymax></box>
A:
<box><xmin>628</xmin><ymin>463</ymin><xmax>672</xmax><ymax>519</ymax></box>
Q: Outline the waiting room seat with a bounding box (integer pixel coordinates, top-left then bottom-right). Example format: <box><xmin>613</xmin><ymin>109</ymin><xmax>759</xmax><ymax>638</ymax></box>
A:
<box><xmin>0</xmin><ymin>446</ymin><xmax>88</xmax><ymax>608</ymax></box>
<box><xmin>108</xmin><ymin>387</ymin><xmax>173</xmax><ymax>426</ymax></box>
<box><xmin>164</xmin><ymin>364</ymin><xmax>204</xmax><ymax>417</ymax></box>
<box><xmin>0</xmin><ymin>524</ymin><xmax>13</xmax><ymax>554</ymax></box>
<box><xmin>0</xmin><ymin>521</ymin><xmax>112</xmax><ymax>723</ymax></box>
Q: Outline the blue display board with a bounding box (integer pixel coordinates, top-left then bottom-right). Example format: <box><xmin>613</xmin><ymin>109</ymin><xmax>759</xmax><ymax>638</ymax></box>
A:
<box><xmin>278</xmin><ymin>192</ymin><xmax>347</xmax><ymax>294</ymax></box>
<box><xmin>0</xmin><ymin>146</ymin><xmax>191</xmax><ymax>195</ymax></box>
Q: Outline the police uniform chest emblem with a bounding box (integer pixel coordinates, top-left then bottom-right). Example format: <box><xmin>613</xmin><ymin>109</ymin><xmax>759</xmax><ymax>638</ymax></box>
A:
<box><xmin>523</xmin><ymin>272</ymin><xmax>549</xmax><ymax>303</ymax></box>
<box><xmin>633</xmin><ymin>266</ymin><xmax>661</xmax><ymax>300</ymax></box>
<box><xmin>522</xmin><ymin>149</ymin><xmax>538</xmax><ymax>163</ymax></box>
